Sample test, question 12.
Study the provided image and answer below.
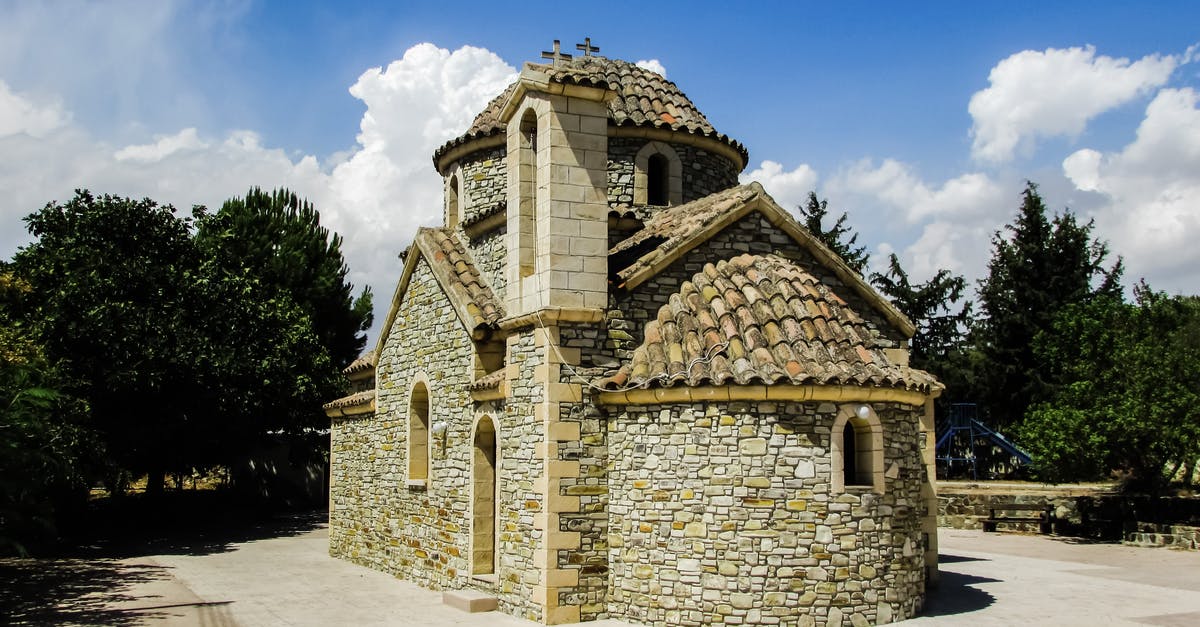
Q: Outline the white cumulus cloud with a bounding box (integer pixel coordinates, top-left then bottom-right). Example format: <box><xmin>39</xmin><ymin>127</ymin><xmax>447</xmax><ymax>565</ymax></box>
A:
<box><xmin>114</xmin><ymin>127</ymin><xmax>208</xmax><ymax>162</ymax></box>
<box><xmin>969</xmin><ymin>45</ymin><xmax>1180</xmax><ymax>163</ymax></box>
<box><xmin>0</xmin><ymin>43</ymin><xmax>518</xmax><ymax>343</ymax></box>
<box><xmin>741</xmin><ymin>160</ymin><xmax>819</xmax><ymax>212</ymax></box>
<box><xmin>826</xmin><ymin>158</ymin><xmax>1010</xmax><ymax>281</ymax></box>
<box><xmin>1063</xmin><ymin>87</ymin><xmax>1200</xmax><ymax>289</ymax></box>
<box><xmin>635</xmin><ymin>59</ymin><xmax>667</xmax><ymax>77</ymax></box>
<box><xmin>0</xmin><ymin>80</ymin><xmax>69</xmax><ymax>138</ymax></box>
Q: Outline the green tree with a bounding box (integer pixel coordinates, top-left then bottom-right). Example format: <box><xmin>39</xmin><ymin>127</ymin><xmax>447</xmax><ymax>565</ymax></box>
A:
<box><xmin>196</xmin><ymin>188</ymin><xmax>372</xmax><ymax>370</ymax></box>
<box><xmin>973</xmin><ymin>182</ymin><xmax>1122</xmax><ymax>429</ymax></box>
<box><xmin>797</xmin><ymin>192</ymin><xmax>870</xmax><ymax>274</ymax></box>
<box><xmin>1019</xmin><ymin>287</ymin><xmax>1200</xmax><ymax>489</ymax></box>
<box><xmin>869</xmin><ymin>253</ymin><xmax>980</xmax><ymax>417</ymax></box>
<box><xmin>870</xmin><ymin>253</ymin><xmax>971</xmax><ymax>371</ymax></box>
<box><xmin>1</xmin><ymin>270</ymin><xmax>93</xmax><ymax>554</ymax></box>
<box><xmin>11</xmin><ymin>191</ymin><xmax>205</xmax><ymax>493</ymax></box>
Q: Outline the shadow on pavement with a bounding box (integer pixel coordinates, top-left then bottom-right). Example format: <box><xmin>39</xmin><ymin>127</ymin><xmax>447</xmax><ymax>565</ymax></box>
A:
<box><xmin>67</xmin><ymin>492</ymin><xmax>327</xmax><ymax>559</ymax></box>
<box><xmin>0</xmin><ymin>557</ymin><xmax>174</xmax><ymax>625</ymax></box>
<box><xmin>938</xmin><ymin>553</ymin><xmax>987</xmax><ymax>564</ymax></box>
<box><xmin>1</xmin><ymin>493</ymin><xmax>326</xmax><ymax>625</ymax></box>
<box><xmin>923</xmin><ymin>568</ymin><xmax>1000</xmax><ymax>617</ymax></box>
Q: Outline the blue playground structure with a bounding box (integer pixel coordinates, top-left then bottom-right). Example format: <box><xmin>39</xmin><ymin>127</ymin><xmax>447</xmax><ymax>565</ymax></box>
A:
<box><xmin>935</xmin><ymin>403</ymin><xmax>1032</xmax><ymax>479</ymax></box>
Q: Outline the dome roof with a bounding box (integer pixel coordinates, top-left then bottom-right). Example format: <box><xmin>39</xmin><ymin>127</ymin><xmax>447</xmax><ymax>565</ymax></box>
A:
<box><xmin>433</xmin><ymin>56</ymin><xmax>747</xmax><ymax>167</ymax></box>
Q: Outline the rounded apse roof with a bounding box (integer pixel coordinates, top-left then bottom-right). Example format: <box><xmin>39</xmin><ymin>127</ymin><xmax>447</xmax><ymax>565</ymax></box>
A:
<box><xmin>433</xmin><ymin>55</ymin><xmax>747</xmax><ymax>169</ymax></box>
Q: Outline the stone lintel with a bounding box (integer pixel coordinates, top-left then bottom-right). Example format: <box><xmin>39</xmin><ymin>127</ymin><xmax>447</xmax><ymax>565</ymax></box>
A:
<box><xmin>497</xmin><ymin>306</ymin><xmax>605</xmax><ymax>331</ymax></box>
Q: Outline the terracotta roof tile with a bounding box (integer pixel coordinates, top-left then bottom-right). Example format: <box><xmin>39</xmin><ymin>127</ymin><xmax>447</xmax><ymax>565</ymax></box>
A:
<box><xmin>434</xmin><ymin>56</ymin><xmax>747</xmax><ymax>166</ymax></box>
<box><xmin>417</xmin><ymin>228</ymin><xmax>504</xmax><ymax>330</ymax></box>
<box><xmin>609</xmin><ymin>185</ymin><xmax>761</xmax><ymax>283</ymax></box>
<box><xmin>596</xmin><ymin>254</ymin><xmax>938</xmax><ymax>393</ymax></box>
<box><xmin>322</xmin><ymin>389</ymin><xmax>375</xmax><ymax>411</ymax></box>
<box><xmin>343</xmin><ymin>350</ymin><xmax>376</xmax><ymax>375</ymax></box>
<box><xmin>468</xmin><ymin>369</ymin><xmax>506</xmax><ymax>392</ymax></box>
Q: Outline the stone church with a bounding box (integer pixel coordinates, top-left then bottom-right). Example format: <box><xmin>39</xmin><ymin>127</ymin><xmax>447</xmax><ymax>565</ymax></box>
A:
<box><xmin>324</xmin><ymin>41</ymin><xmax>941</xmax><ymax>627</ymax></box>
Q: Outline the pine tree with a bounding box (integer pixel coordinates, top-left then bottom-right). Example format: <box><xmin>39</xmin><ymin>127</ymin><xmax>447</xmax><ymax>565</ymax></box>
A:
<box><xmin>797</xmin><ymin>192</ymin><xmax>870</xmax><ymax>274</ymax></box>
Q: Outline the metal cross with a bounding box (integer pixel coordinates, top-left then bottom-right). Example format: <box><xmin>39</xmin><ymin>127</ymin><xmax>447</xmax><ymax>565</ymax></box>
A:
<box><xmin>541</xmin><ymin>40</ymin><xmax>572</xmax><ymax>64</ymax></box>
<box><xmin>576</xmin><ymin>37</ymin><xmax>599</xmax><ymax>57</ymax></box>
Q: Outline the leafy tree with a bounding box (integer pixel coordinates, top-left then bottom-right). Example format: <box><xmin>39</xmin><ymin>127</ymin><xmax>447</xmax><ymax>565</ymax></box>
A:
<box><xmin>1</xmin><ymin>270</ymin><xmax>93</xmax><ymax>554</ymax></box>
<box><xmin>797</xmin><ymin>192</ymin><xmax>870</xmax><ymax>274</ymax></box>
<box><xmin>196</xmin><ymin>188</ymin><xmax>372</xmax><ymax>370</ymax></box>
<box><xmin>11</xmin><ymin>191</ymin><xmax>205</xmax><ymax>493</ymax></box>
<box><xmin>973</xmin><ymin>182</ymin><xmax>1122</xmax><ymax>429</ymax></box>
<box><xmin>1019</xmin><ymin>287</ymin><xmax>1200</xmax><ymax>489</ymax></box>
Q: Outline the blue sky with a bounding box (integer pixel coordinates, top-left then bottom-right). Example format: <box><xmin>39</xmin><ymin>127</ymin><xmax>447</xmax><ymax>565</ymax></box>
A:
<box><xmin>2</xmin><ymin>1</ymin><xmax>1198</xmax><ymax>342</ymax></box>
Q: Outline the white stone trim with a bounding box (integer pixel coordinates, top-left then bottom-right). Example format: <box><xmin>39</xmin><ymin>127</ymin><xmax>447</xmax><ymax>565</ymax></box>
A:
<box><xmin>407</xmin><ymin>373</ymin><xmax>433</xmax><ymax>484</ymax></box>
<box><xmin>468</xmin><ymin>413</ymin><xmax>501</xmax><ymax>578</ymax></box>
<box><xmin>831</xmin><ymin>404</ymin><xmax>885</xmax><ymax>494</ymax></box>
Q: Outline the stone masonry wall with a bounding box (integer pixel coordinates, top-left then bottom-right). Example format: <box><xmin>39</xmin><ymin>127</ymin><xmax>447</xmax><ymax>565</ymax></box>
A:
<box><xmin>497</xmin><ymin>329</ymin><xmax>546</xmax><ymax>621</ymax></box>
<box><xmin>607</xmin><ymin>401</ymin><xmax>928</xmax><ymax>627</ymax></box>
<box><xmin>606</xmin><ymin>212</ymin><xmax>905</xmax><ymax>365</ymax></box>
<box><xmin>466</xmin><ymin>226</ymin><xmax>508</xmax><ymax>303</ymax></box>
<box><xmin>328</xmin><ymin>258</ymin><xmax>541</xmax><ymax>619</ymax></box>
<box><xmin>457</xmin><ymin>146</ymin><xmax>507</xmax><ymax>226</ymax></box>
<box><xmin>329</xmin><ymin>257</ymin><xmax>473</xmax><ymax>586</ymax></box>
<box><xmin>554</xmin><ymin>326</ymin><xmax>614</xmax><ymax>621</ymax></box>
<box><xmin>607</xmin><ymin>137</ymin><xmax>741</xmax><ymax>208</ymax></box>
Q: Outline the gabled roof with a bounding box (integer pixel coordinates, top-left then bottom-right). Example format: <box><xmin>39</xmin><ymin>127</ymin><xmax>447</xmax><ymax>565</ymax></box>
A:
<box><xmin>596</xmin><ymin>254</ymin><xmax>937</xmax><ymax>393</ymax></box>
<box><xmin>609</xmin><ymin>182</ymin><xmax>916</xmax><ymax>338</ymax></box>
<box><xmin>375</xmin><ymin>227</ymin><xmax>504</xmax><ymax>355</ymax></box>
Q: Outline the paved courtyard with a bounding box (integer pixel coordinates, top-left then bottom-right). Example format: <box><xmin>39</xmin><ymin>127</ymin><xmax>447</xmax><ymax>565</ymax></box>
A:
<box><xmin>4</xmin><ymin>516</ymin><xmax>1199</xmax><ymax>626</ymax></box>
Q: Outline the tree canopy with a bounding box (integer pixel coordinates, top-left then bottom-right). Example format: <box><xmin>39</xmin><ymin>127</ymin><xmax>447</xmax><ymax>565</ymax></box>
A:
<box><xmin>797</xmin><ymin>192</ymin><xmax>870</xmax><ymax>274</ymax></box>
<box><xmin>1018</xmin><ymin>287</ymin><xmax>1200</xmax><ymax>487</ymax></box>
<box><xmin>972</xmin><ymin>182</ymin><xmax>1122</xmax><ymax>428</ymax></box>
<box><xmin>7</xmin><ymin>189</ymin><xmax>369</xmax><ymax>501</ymax></box>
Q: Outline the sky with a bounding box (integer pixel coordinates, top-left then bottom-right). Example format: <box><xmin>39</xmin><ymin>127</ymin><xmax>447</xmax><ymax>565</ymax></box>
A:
<box><xmin>2</xmin><ymin>1</ymin><xmax>1198</xmax><ymax>344</ymax></box>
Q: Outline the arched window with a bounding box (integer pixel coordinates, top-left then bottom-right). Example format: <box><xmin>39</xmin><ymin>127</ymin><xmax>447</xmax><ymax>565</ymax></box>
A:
<box><xmin>517</xmin><ymin>109</ymin><xmax>538</xmax><ymax>278</ymax></box>
<box><xmin>634</xmin><ymin>141</ymin><xmax>683</xmax><ymax>206</ymax></box>
<box><xmin>447</xmin><ymin>173</ymin><xmax>461</xmax><ymax>227</ymax></box>
<box><xmin>832</xmin><ymin>404</ymin><xmax>884</xmax><ymax>493</ymax></box>
<box><xmin>471</xmin><ymin>415</ymin><xmax>498</xmax><ymax>576</ymax></box>
<box><xmin>408</xmin><ymin>380</ymin><xmax>430</xmax><ymax>483</ymax></box>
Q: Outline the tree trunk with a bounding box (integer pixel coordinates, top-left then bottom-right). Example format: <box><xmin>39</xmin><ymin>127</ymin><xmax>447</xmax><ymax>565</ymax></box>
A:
<box><xmin>145</xmin><ymin>469</ymin><xmax>165</xmax><ymax>496</ymax></box>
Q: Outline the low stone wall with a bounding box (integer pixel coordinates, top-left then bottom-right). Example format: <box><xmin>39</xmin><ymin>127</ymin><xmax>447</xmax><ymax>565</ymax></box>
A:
<box><xmin>937</xmin><ymin>481</ymin><xmax>1200</xmax><ymax>548</ymax></box>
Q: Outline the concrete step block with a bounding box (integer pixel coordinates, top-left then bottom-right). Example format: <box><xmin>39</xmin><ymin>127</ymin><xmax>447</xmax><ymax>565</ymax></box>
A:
<box><xmin>443</xmin><ymin>589</ymin><xmax>499</xmax><ymax>613</ymax></box>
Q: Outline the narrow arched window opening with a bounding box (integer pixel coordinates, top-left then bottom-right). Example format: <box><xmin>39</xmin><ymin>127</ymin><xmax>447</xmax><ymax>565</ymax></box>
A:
<box><xmin>843</xmin><ymin>421</ymin><xmax>868</xmax><ymax>486</ymax></box>
<box><xmin>447</xmin><ymin>174</ymin><xmax>460</xmax><ymax>227</ymax></box>
<box><xmin>517</xmin><ymin>110</ymin><xmax>537</xmax><ymax>278</ymax></box>
<box><xmin>647</xmin><ymin>153</ymin><xmax>669</xmax><ymax>206</ymax></box>
<box><xmin>472</xmin><ymin>416</ymin><xmax>497</xmax><ymax>575</ymax></box>
<box><xmin>408</xmin><ymin>382</ymin><xmax>430</xmax><ymax>481</ymax></box>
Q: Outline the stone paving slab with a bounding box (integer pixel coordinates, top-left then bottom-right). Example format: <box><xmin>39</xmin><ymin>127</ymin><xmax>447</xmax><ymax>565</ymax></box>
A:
<box><xmin>13</xmin><ymin>520</ymin><xmax>1200</xmax><ymax>626</ymax></box>
<box><xmin>903</xmin><ymin>529</ymin><xmax>1200</xmax><ymax>626</ymax></box>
